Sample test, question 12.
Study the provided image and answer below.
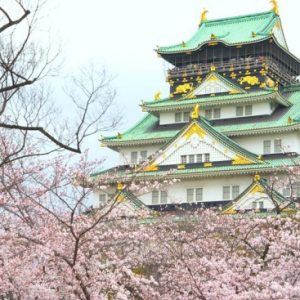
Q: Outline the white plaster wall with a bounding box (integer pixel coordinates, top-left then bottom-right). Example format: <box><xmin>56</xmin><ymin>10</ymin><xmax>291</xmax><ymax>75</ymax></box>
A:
<box><xmin>212</xmin><ymin>102</ymin><xmax>273</xmax><ymax>120</ymax></box>
<box><xmin>118</xmin><ymin>145</ymin><xmax>161</xmax><ymax>165</ymax></box>
<box><xmin>232</xmin><ymin>132</ymin><xmax>300</xmax><ymax>155</ymax></box>
<box><xmin>160</xmin><ymin>111</ymin><xmax>188</xmax><ymax>125</ymax></box>
<box><xmin>159</xmin><ymin>102</ymin><xmax>274</xmax><ymax>125</ymax></box>
<box><xmin>139</xmin><ymin>176</ymin><xmax>252</xmax><ymax>205</ymax></box>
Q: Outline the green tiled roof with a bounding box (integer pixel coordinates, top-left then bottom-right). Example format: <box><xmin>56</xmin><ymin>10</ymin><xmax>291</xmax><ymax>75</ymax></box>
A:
<box><xmin>102</xmin><ymin>89</ymin><xmax>300</xmax><ymax>147</ymax></box>
<box><xmin>142</xmin><ymin>91</ymin><xmax>291</xmax><ymax>112</ymax></box>
<box><xmin>92</xmin><ymin>157</ymin><xmax>299</xmax><ymax>181</ymax></box>
<box><xmin>158</xmin><ymin>11</ymin><xmax>280</xmax><ymax>54</ymax></box>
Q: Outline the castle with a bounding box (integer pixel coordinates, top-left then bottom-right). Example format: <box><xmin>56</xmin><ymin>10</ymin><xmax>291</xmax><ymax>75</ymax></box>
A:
<box><xmin>93</xmin><ymin>2</ymin><xmax>300</xmax><ymax>214</ymax></box>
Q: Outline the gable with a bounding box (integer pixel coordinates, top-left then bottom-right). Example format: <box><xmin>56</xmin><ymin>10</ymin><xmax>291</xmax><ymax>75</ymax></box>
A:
<box><xmin>188</xmin><ymin>73</ymin><xmax>245</xmax><ymax>97</ymax></box>
<box><xmin>222</xmin><ymin>179</ymin><xmax>288</xmax><ymax>214</ymax></box>
<box><xmin>144</xmin><ymin>121</ymin><xmax>257</xmax><ymax>170</ymax></box>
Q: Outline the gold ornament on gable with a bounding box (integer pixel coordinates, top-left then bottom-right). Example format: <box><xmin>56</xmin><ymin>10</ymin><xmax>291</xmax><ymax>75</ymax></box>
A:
<box><xmin>174</xmin><ymin>83</ymin><xmax>194</xmax><ymax>94</ymax></box>
<box><xmin>154</xmin><ymin>91</ymin><xmax>162</xmax><ymax>101</ymax></box>
<box><xmin>200</xmin><ymin>8</ymin><xmax>208</xmax><ymax>24</ymax></box>
<box><xmin>270</xmin><ymin>0</ymin><xmax>279</xmax><ymax>15</ymax></box>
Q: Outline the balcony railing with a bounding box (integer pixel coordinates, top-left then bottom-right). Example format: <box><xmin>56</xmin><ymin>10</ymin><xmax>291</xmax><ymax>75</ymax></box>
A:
<box><xmin>167</xmin><ymin>57</ymin><xmax>298</xmax><ymax>84</ymax></box>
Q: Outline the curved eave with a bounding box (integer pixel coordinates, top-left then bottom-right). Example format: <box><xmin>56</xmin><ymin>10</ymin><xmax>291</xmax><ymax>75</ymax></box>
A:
<box><xmin>94</xmin><ymin>164</ymin><xmax>291</xmax><ymax>183</ymax></box>
<box><xmin>102</xmin><ymin>137</ymin><xmax>168</xmax><ymax>148</ymax></box>
<box><xmin>158</xmin><ymin>36</ymin><xmax>300</xmax><ymax>67</ymax></box>
<box><xmin>143</xmin><ymin>92</ymin><xmax>290</xmax><ymax>113</ymax></box>
<box><xmin>102</xmin><ymin>124</ymin><xmax>300</xmax><ymax>148</ymax></box>
<box><xmin>158</xmin><ymin>35</ymin><xmax>272</xmax><ymax>55</ymax></box>
<box><xmin>225</xmin><ymin>123</ymin><xmax>300</xmax><ymax>137</ymax></box>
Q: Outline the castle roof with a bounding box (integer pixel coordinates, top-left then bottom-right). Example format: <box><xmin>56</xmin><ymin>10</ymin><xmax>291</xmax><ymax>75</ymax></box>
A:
<box><xmin>158</xmin><ymin>11</ymin><xmax>284</xmax><ymax>54</ymax></box>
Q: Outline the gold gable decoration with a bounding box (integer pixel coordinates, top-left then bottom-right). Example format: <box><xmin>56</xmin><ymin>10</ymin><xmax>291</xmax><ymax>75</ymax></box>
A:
<box><xmin>184</xmin><ymin>123</ymin><xmax>207</xmax><ymax>139</ymax></box>
<box><xmin>250</xmin><ymin>184</ymin><xmax>265</xmax><ymax>194</ymax></box>
<box><xmin>154</xmin><ymin>91</ymin><xmax>161</xmax><ymax>101</ymax></box>
<box><xmin>144</xmin><ymin>163</ymin><xmax>159</xmax><ymax>172</ymax></box>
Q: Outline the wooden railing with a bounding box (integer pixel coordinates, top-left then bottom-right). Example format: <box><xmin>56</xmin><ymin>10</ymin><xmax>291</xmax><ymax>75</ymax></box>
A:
<box><xmin>168</xmin><ymin>57</ymin><xmax>298</xmax><ymax>84</ymax></box>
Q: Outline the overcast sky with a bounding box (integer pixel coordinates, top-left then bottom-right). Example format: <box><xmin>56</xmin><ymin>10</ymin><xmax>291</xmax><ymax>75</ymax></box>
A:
<box><xmin>46</xmin><ymin>0</ymin><xmax>300</xmax><ymax>168</ymax></box>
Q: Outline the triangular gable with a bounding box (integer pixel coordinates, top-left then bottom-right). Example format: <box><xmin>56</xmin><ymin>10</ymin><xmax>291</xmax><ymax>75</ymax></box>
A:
<box><xmin>186</xmin><ymin>72</ymin><xmax>245</xmax><ymax>98</ymax></box>
<box><xmin>222</xmin><ymin>176</ymin><xmax>293</xmax><ymax>214</ymax></box>
<box><xmin>144</xmin><ymin>118</ymin><xmax>260</xmax><ymax>171</ymax></box>
<box><xmin>114</xmin><ymin>190</ymin><xmax>153</xmax><ymax>217</ymax></box>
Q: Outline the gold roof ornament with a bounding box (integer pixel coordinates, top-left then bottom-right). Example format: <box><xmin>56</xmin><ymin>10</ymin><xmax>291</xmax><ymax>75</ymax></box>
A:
<box><xmin>154</xmin><ymin>91</ymin><xmax>161</xmax><ymax>101</ymax></box>
<box><xmin>254</xmin><ymin>174</ymin><xmax>261</xmax><ymax>182</ymax></box>
<box><xmin>191</xmin><ymin>104</ymin><xmax>200</xmax><ymax>119</ymax></box>
<box><xmin>200</xmin><ymin>8</ymin><xmax>208</xmax><ymax>24</ymax></box>
<box><xmin>270</xmin><ymin>0</ymin><xmax>279</xmax><ymax>15</ymax></box>
<box><xmin>117</xmin><ymin>183</ymin><xmax>124</xmax><ymax>191</ymax></box>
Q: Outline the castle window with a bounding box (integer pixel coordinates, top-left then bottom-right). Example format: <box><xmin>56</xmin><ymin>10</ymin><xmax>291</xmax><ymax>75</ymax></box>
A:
<box><xmin>236</xmin><ymin>106</ymin><xmax>243</xmax><ymax>117</ymax></box>
<box><xmin>263</xmin><ymin>140</ymin><xmax>271</xmax><ymax>154</ymax></box>
<box><xmin>196</xmin><ymin>154</ymin><xmax>203</xmax><ymax>163</ymax></box>
<box><xmin>152</xmin><ymin>191</ymin><xmax>159</xmax><ymax>204</ymax></box>
<box><xmin>160</xmin><ymin>191</ymin><xmax>168</xmax><ymax>204</ymax></box>
<box><xmin>175</xmin><ymin>112</ymin><xmax>181</xmax><ymax>123</ymax></box>
<box><xmin>283</xmin><ymin>187</ymin><xmax>291</xmax><ymax>197</ymax></box>
<box><xmin>181</xmin><ymin>155</ymin><xmax>187</xmax><ymax>164</ymax></box>
<box><xmin>131</xmin><ymin>152</ymin><xmax>138</xmax><ymax>164</ymax></box>
<box><xmin>205</xmin><ymin>109</ymin><xmax>212</xmax><ymax>120</ymax></box>
<box><xmin>140</xmin><ymin>151</ymin><xmax>148</xmax><ymax>162</ymax></box>
<box><xmin>293</xmin><ymin>183</ymin><xmax>300</xmax><ymax>197</ymax></box>
<box><xmin>195</xmin><ymin>188</ymin><xmax>203</xmax><ymax>202</ymax></box>
<box><xmin>183</xmin><ymin>112</ymin><xmax>190</xmax><ymax>122</ymax></box>
<box><xmin>245</xmin><ymin>105</ymin><xmax>253</xmax><ymax>116</ymax></box>
<box><xmin>274</xmin><ymin>139</ymin><xmax>282</xmax><ymax>153</ymax></box>
<box><xmin>99</xmin><ymin>194</ymin><xmax>106</xmax><ymax>203</ymax></box>
<box><xmin>213</xmin><ymin>108</ymin><xmax>221</xmax><ymax>119</ymax></box>
<box><xmin>204</xmin><ymin>153</ymin><xmax>210</xmax><ymax>162</ymax></box>
<box><xmin>252</xmin><ymin>201</ymin><xmax>257</xmax><ymax>209</ymax></box>
<box><xmin>187</xmin><ymin>189</ymin><xmax>194</xmax><ymax>202</ymax></box>
<box><xmin>259</xmin><ymin>201</ymin><xmax>264</xmax><ymax>209</ymax></box>
<box><xmin>232</xmin><ymin>186</ymin><xmax>240</xmax><ymax>199</ymax></box>
<box><xmin>189</xmin><ymin>155</ymin><xmax>195</xmax><ymax>163</ymax></box>
<box><xmin>186</xmin><ymin>188</ymin><xmax>203</xmax><ymax>202</ymax></box>
<box><xmin>175</xmin><ymin>111</ymin><xmax>190</xmax><ymax>123</ymax></box>
<box><xmin>223</xmin><ymin>186</ymin><xmax>230</xmax><ymax>200</ymax></box>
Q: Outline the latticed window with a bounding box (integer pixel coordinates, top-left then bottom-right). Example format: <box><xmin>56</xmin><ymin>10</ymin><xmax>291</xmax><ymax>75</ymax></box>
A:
<box><xmin>187</xmin><ymin>189</ymin><xmax>194</xmax><ymax>202</ymax></box>
<box><xmin>274</xmin><ymin>139</ymin><xmax>282</xmax><ymax>153</ymax></box>
<box><xmin>196</xmin><ymin>154</ymin><xmax>203</xmax><ymax>163</ymax></box>
<box><xmin>205</xmin><ymin>109</ymin><xmax>212</xmax><ymax>120</ymax></box>
<box><xmin>181</xmin><ymin>155</ymin><xmax>187</xmax><ymax>164</ymax></box>
<box><xmin>236</xmin><ymin>106</ymin><xmax>243</xmax><ymax>117</ymax></box>
<box><xmin>223</xmin><ymin>186</ymin><xmax>230</xmax><ymax>200</ymax></box>
<box><xmin>160</xmin><ymin>191</ymin><xmax>168</xmax><ymax>204</ymax></box>
<box><xmin>175</xmin><ymin>112</ymin><xmax>182</xmax><ymax>123</ymax></box>
<box><xmin>195</xmin><ymin>188</ymin><xmax>203</xmax><ymax>202</ymax></box>
<box><xmin>252</xmin><ymin>201</ymin><xmax>257</xmax><ymax>209</ymax></box>
<box><xmin>131</xmin><ymin>152</ymin><xmax>138</xmax><ymax>164</ymax></box>
<box><xmin>183</xmin><ymin>112</ymin><xmax>190</xmax><ymax>122</ymax></box>
<box><xmin>213</xmin><ymin>108</ymin><xmax>221</xmax><ymax>119</ymax></box>
<box><xmin>263</xmin><ymin>140</ymin><xmax>271</xmax><ymax>154</ymax></box>
<box><xmin>232</xmin><ymin>186</ymin><xmax>240</xmax><ymax>199</ymax></box>
<box><xmin>189</xmin><ymin>155</ymin><xmax>195</xmax><ymax>163</ymax></box>
<box><xmin>204</xmin><ymin>153</ymin><xmax>210</xmax><ymax>162</ymax></box>
<box><xmin>140</xmin><ymin>151</ymin><xmax>147</xmax><ymax>162</ymax></box>
<box><xmin>99</xmin><ymin>194</ymin><xmax>106</xmax><ymax>203</ymax></box>
<box><xmin>245</xmin><ymin>105</ymin><xmax>253</xmax><ymax>116</ymax></box>
<box><xmin>152</xmin><ymin>191</ymin><xmax>159</xmax><ymax>204</ymax></box>
<box><xmin>259</xmin><ymin>201</ymin><xmax>264</xmax><ymax>209</ymax></box>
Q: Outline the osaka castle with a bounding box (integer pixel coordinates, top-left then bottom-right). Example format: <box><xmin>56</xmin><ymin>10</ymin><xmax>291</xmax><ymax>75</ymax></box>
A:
<box><xmin>93</xmin><ymin>2</ymin><xmax>300</xmax><ymax>214</ymax></box>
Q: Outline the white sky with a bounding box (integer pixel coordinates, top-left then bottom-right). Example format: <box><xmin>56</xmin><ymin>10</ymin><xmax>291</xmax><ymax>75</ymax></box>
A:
<box><xmin>46</xmin><ymin>0</ymin><xmax>300</xmax><ymax>168</ymax></box>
